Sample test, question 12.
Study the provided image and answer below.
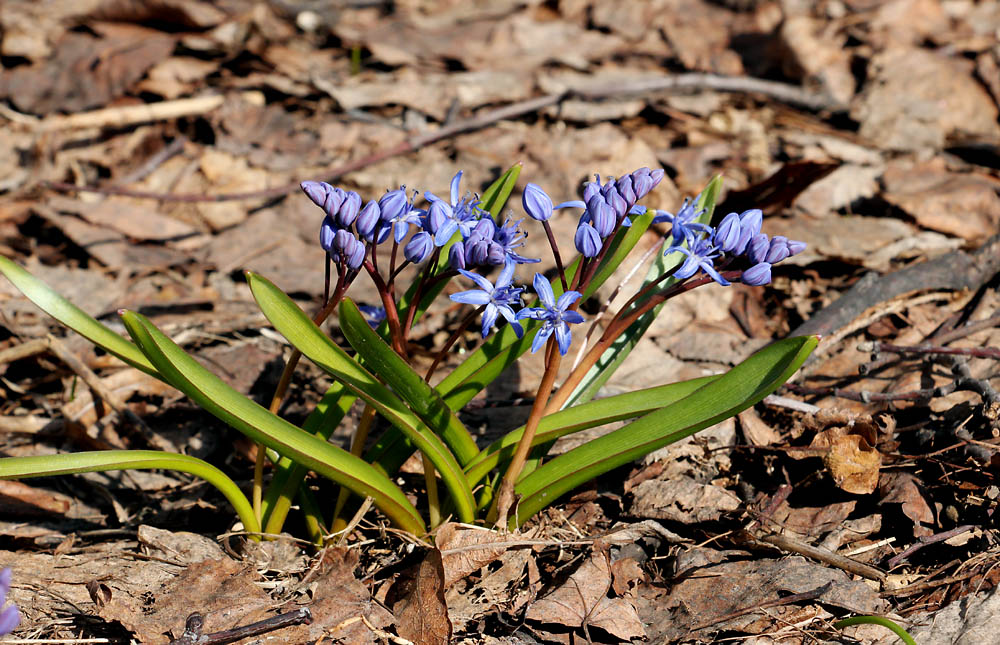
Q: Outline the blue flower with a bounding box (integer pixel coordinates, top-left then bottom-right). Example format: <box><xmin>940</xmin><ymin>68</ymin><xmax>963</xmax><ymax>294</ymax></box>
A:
<box><xmin>574</xmin><ymin>222</ymin><xmax>601</xmax><ymax>257</ymax></box>
<box><xmin>516</xmin><ymin>273</ymin><xmax>585</xmax><ymax>355</ymax></box>
<box><xmin>672</xmin><ymin>235</ymin><xmax>729</xmax><ymax>286</ymax></box>
<box><xmin>653</xmin><ymin>197</ymin><xmax>712</xmax><ymax>246</ymax></box>
<box><xmin>741</xmin><ymin>262</ymin><xmax>772</xmax><ymax>286</ymax></box>
<box><xmin>426</xmin><ymin>171</ymin><xmax>487</xmax><ymax>246</ymax></box>
<box><xmin>358</xmin><ymin>304</ymin><xmax>387</xmax><ymax>328</ymax></box>
<box><xmin>404</xmin><ymin>231</ymin><xmax>434</xmax><ymax>263</ymax></box>
<box><xmin>493</xmin><ymin>217</ymin><xmax>540</xmax><ymax>264</ymax></box>
<box><xmin>523</xmin><ymin>182</ymin><xmax>554</xmax><ymax>221</ymax></box>
<box><xmin>449</xmin><ymin>261</ymin><xmax>524</xmax><ymax>338</ymax></box>
<box><xmin>0</xmin><ymin>568</ymin><xmax>19</xmax><ymax>636</ymax></box>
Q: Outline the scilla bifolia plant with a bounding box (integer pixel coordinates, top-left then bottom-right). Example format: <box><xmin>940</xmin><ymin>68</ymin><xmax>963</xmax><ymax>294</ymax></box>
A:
<box><xmin>0</xmin><ymin>165</ymin><xmax>815</xmax><ymax>541</ymax></box>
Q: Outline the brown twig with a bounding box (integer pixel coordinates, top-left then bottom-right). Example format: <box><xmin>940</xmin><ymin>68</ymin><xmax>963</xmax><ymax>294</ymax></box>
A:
<box><xmin>860</xmin><ymin>341</ymin><xmax>1000</xmax><ymax>361</ymax></box>
<box><xmin>168</xmin><ymin>608</ymin><xmax>311</xmax><ymax>645</ymax></box>
<box><xmin>755</xmin><ymin>533</ymin><xmax>886</xmax><ymax>581</ymax></box>
<box><xmin>887</xmin><ymin>525</ymin><xmax>977</xmax><ymax>569</ymax></box>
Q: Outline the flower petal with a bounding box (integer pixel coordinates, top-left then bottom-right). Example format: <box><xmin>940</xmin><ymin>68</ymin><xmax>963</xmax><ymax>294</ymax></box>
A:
<box><xmin>555</xmin><ymin>322</ymin><xmax>572</xmax><ymax>355</ymax></box>
<box><xmin>450</xmin><ymin>290</ymin><xmax>492</xmax><ymax>305</ymax></box>
<box><xmin>450</xmin><ymin>171</ymin><xmax>463</xmax><ymax>206</ymax></box>
<box><xmin>531</xmin><ymin>325</ymin><xmax>552</xmax><ymax>353</ymax></box>
<box><xmin>556</xmin><ymin>290</ymin><xmax>582</xmax><ymax>312</ymax></box>
<box><xmin>533</xmin><ymin>273</ymin><xmax>555</xmax><ymax>309</ymax></box>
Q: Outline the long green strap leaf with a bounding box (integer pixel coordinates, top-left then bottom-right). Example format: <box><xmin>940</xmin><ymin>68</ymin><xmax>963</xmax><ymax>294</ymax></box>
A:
<box><xmin>463</xmin><ymin>375</ymin><xmax>719</xmax><ymax>487</ymax></box>
<box><xmin>120</xmin><ymin>310</ymin><xmax>425</xmax><ymax>535</ymax></box>
<box><xmin>0</xmin><ymin>256</ymin><xmax>157</xmax><ymax>376</ymax></box>
<box><xmin>340</xmin><ymin>299</ymin><xmax>479</xmax><ymax>465</ymax></box>
<box><xmin>245</xmin><ymin>272</ymin><xmax>476</xmax><ymax>523</ymax></box>
<box><xmin>513</xmin><ymin>335</ymin><xmax>818</xmax><ymax>526</ymax></box>
<box><xmin>0</xmin><ymin>450</ymin><xmax>259</xmax><ymax>535</ymax></box>
<box><xmin>261</xmin><ymin>382</ymin><xmax>356</xmax><ymax>533</ymax></box>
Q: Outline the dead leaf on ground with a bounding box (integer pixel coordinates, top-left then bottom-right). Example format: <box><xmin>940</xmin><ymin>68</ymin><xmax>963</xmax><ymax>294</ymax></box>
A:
<box><xmin>880</xmin><ymin>471</ymin><xmax>936</xmax><ymax>537</ymax></box>
<box><xmin>391</xmin><ymin>548</ymin><xmax>452</xmax><ymax>645</ymax></box>
<box><xmin>882</xmin><ymin>158</ymin><xmax>1000</xmax><ymax>242</ymax></box>
<box><xmin>436</xmin><ymin>522</ymin><xmax>510</xmax><ymax>589</ymax></box>
<box><xmin>0</xmin><ymin>22</ymin><xmax>176</xmax><ymax>114</ymax></box>
<box><xmin>525</xmin><ymin>543</ymin><xmax>646</xmax><ymax>642</ymax></box>
<box><xmin>630</xmin><ymin>475</ymin><xmax>742</xmax><ymax>524</ymax></box>
<box><xmin>853</xmin><ymin>47</ymin><xmax>1000</xmax><ymax>151</ymax></box>
<box><xmin>96</xmin><ymin>556</ymin><xmax>272</xmax><ymax>644</ymax></box>
<box><xmin>277</xmin><ymin>548</ymin><xmax>394</xmax><ymax>644</ymax></box>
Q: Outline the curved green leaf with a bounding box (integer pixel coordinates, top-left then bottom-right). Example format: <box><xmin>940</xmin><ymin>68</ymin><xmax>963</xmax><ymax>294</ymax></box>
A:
<box><xmin>340</xmin><ymin>299</ymin><xmax>478</xmax><ymax>465</ymax></box>
<box><xmin>0</xmin><ymin>450</ymin><xmax>258</xmax><ymax>534</ymax></box>
<box><xmin>120</xmin><ymin>310</ymin><xmax>426</xmax><ymax>535</ymax></box>
<box><xmin>463</xmin><ymin>375</ymin><xmax>719</xmax><ymax>487</ymax></box>
<box><xmin>480</xmin><ymin>163</ymin><xmax>522</xmax><ymax>218</ymax></box>
<box><xmin>0</xmin><ymin>256</ymin><xmax>157</xmax><ymax>376</ymax></box>
<box><xmin>513</xmin><ymin>335</ymin><xmax>818</xmax><ymax>526</ymax></box>
<box><xmin>245</xmin><ymin>272</ymin><xmax>476</xmax><ymax>523</ymax></box>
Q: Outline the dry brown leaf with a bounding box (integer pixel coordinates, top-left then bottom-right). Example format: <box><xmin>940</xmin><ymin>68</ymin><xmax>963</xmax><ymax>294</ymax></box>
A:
<box><xmin>0</xmin><ymin>480</ymin><xmax>71</xmax><ymax>516</ymax></box>
<box><xmin>739</xmin><ymin>408</ymin><xmax>783</xmax><ymax>447</ymax></box>
<box><xmin>525</xmin><ymin>545</ymin><xmax>646</xmax><ymax>641</ymax></box>
<box><xmin>1</xmin><ymin>23</ymin><xmax>176</xmax><ymax>114</ymax></box>
<box><xmin>853</xmin><ymin>48</ymin><xmax>1000</xmax><ymax>151</ymax></box>
<box><xmin>880</xmin><ymin>471</ymin><xmax>935</xmax><ymax>536</ymax></box>
<box><xmin>97</xmin><ymin>557</ymin><xmax>272</xmax><ymax>644</ymax></box>
<box><xmin>435</xmin><ymin>523</ymin><xmax>509</xmax><ymax>589</ymax></box>
<box><xmin>800</xmin><ymin>410</ymin><xmax>886</xmax><ymax>494</ymax></box>
<box><xmin>776</xmin><ymin>15</ymin><xmax>854</xmax><ymax>104</ymax></box>
<box><xmin>882</xmin><ymin>158</ymin><xmax>1000</xmax><ymax>242</ymax></box>
<box><xmin>392</xmin><ymin>549</ymin><xmax>452</xmax><ymax>645</ymax></box>
<box><xmin>277</xmin><ymin>548</ymin><xmax>393</xmax><ymax>644</ymax></box>
<box><xmin>630</xmin><ymin>475</ymin><xmax>742</xmax><ymax>523</ymax></box>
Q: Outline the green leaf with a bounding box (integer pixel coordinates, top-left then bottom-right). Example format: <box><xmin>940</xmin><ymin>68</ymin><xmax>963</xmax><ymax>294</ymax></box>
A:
<box><xmin>245</xmin><ymin>271</ymin><xmax>476</xmax><ymax>523</ymax></box>
<box><xmin>464</xmin><ymin>374</ymin><xmax>719</xmax><ymax>487</ymax></box>
<box><xmin>339</xmin><ymin>299</ymin><xmax>479</xmax><ymax>465</ymax></box>
<box><xmin>563</xmin><ymin>176</ymin><xmax>723</xmax><ymax>408</ymax></box>
<box><xmin>119</xmin><ymin>310</ymin><xmax>426</xmax><ymax>535</ymax></box>
<box><xmin>261</xmin><ymin>381</ymin><xmax>357</xmax><ymax>534</ymax></box>
<box><xmin>513</xmin><ymin>335</ymin><xmax>818</xmax><ymax>526</ymax></box>
<box><xmin>0</xmin><ymin>450</ymin><xmax>259</xmax><ymax>535</ymax></box>
<box><xmin>0</xmin><ymin>256</ymin><xmax>157</xmax><ymax>376</ymax></box>
<box><xmin>480</xmin><ymin>163</ymin><xmax>522</xmax><ymax>219</ymax></box>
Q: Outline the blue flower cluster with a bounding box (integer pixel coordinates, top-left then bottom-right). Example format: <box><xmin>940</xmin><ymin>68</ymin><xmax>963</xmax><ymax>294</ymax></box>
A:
<box><xmin>303</xmin><ymin>167</ymin><xmax>805</xmax><ymax>357</ymax></box>
<box><xmin>653</xmin><ymin>204</ymin><xmax>805</xmax><ymax>286</ymax></box>
<box><xmin>304</xmin><ymin>172</ymin><xmax>542</xmax><ymax>273</ymax></box>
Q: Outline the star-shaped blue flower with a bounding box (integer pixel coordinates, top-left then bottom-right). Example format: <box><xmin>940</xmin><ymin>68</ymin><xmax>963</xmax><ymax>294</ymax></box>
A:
<box><xmin>516</xmin><ymin>273</ymin><xmax>585</xmax><ymax>355</ymax></box>
<box><xmin>449</xmin><ymin>261</ymin><xmax>524</xmax><ymax>338</ymax></box>
<box><xmin>653</xmin><ymin>196</ymin><xmax>712</xmax><ymax>247</ymax></box>
<box><xmin>671</xmin><ymin>235</ymin><xmax>730</xmax><ymax>286</ymax></box>
<box><xmin>427</xmin><ymin>171</ymin><xmax>487</xmax><ymax>246</ymax></box>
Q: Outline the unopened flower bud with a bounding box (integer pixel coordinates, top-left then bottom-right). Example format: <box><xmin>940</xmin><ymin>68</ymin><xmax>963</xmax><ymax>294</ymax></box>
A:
<box><xmin>355</xmin><ymin>201</ymin><xmax>380</xmax><ymax>239</ymax></box>
<box><xmin>404</xmin><ymin>231</ymin><xmax>434</xmax><ymax>263</ymax></box>
<box><xmin>448</xmin><ymin>242</ymin><xmax>467</xmax><ymax>270</ymax></box>
<box><xmin>713</xmin><ymin>212</ymin><xmax>741</xmax><ymax>252</ymax></box>
<box><xmin>734</xmin><ymin>209</ymin><xmax>763</xmax><ymax>255</ymax></box>
<box><xmin>378</xmin><ymin>188</ymin><xmax>408</xmax><ymax>223</ymax></box>
<box><xmin>575</xmin><ymin>222</ymin><xmax>602</xmax><ymax>257</ymax></box>
<box><xmin>319</xmin><ymin>214</ymin><xmax>336</xmax><ymax>251</ymax></box>
<box><xmin>589</xmin><ymin>201</ymin><xmax>616</xmax><ymax>238</ymax></box>
<box><xmin>616</xmin><ymin>175</ymin><xmax>636</xmax><ymax>206</ymax></box>
<box><xmin>522</xmin><ymin>183</ymin><xmax>554</xmax><ymax>222</ymax></box>
<box><xmin>742</xmin><ymin>262</ymin><xmax>772</xmax><ymax>286</ymax></box>
<box><xmin>337</xmin><ymin>191</ymin><xmax>361</xmax><ymax>228</ymax></box>
<box><xmin>301</xmin><ymin>181</ymin><xmax>332</xmax><ymax>209</ymax></box>
<box><xmin>486</xmin><ymin>242</ymin><xmax>506</xmax><ymax>265</ymax></box>
<box><xmin>787</xmin><ymin>239</ymin><xmax>807</xmax><ymax>256</ymax></box>
<box><xmin>346</xmin><ymin>240</ymin><xmax>366</xmax><ymax>270</ymax></box>
<box><xmin>765</xmin><ymin>235</ymin><xmax>790</xmax><ymax>264</ymax></box>
<box><xmin>747</xmin><ymin>233</ymin><xmax>771</xmax><ymax>264</ymax></box>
